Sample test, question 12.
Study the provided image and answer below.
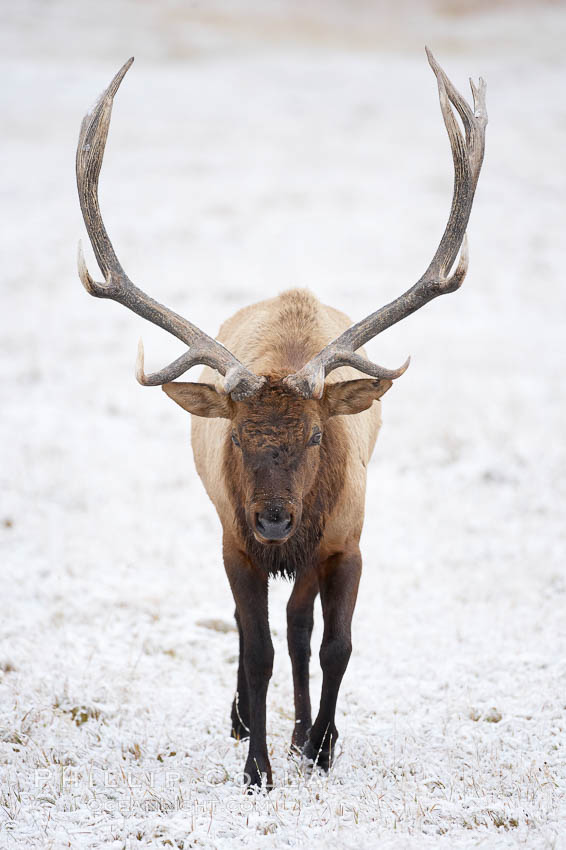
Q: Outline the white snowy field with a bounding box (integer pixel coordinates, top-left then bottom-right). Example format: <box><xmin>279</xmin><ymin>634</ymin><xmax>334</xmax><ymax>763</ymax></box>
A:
<box><xmin>1</xmin><ymin>1</ymin><xmax>565</xmax><ymax>847</ymax></box>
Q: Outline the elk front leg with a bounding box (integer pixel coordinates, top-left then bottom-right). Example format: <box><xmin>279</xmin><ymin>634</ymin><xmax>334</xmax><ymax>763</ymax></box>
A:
<box><xmin>224</xmin><ymin>540</ymin><xmax>274</xmax><ymax>789</ymax></box>
<box><xmin>304</xmin><ymin>548</ymin><xmax>361</xmax><ymax>770</ymax></box>
<box><xmin>287</xmin><ymin>567</ymin><xmax>319</xmax><ymax>750</ymax></box>
<box><xmin>231</xmin><ymin>607</ymin><xmax>250</xmax><ymax>740</ymax></box>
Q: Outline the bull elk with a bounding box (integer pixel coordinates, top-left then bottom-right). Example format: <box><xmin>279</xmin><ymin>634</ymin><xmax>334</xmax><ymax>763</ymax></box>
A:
<box><xmin>76</xmin><ymin>51</ymin><xmax>486</xmax><ymax>789</ymax></box>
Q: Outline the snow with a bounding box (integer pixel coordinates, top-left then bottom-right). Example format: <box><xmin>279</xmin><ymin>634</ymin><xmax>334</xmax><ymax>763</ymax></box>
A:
<box><xmin>1</xmin><ymin>1</ymin><xmax>565</xmax><ymax>847</ymax></box>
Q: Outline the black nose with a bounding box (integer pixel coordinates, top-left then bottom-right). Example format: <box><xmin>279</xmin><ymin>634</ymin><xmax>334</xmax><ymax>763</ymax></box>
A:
<box><xmin>255</xmin><ymin>505</ymin><xmax>293</xmax><ymax>541</ymax></box>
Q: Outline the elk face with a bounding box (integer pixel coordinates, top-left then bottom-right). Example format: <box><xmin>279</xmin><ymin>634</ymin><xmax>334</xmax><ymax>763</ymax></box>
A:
<box><xmin>163</xmin><ymin>377</ymin><xmax>393</xmax><ymax>545</ymax></box>
<box><xmin>230</xmin><ymin>385</ymin><xmax>322</xmax><ymax>544</ymax></box>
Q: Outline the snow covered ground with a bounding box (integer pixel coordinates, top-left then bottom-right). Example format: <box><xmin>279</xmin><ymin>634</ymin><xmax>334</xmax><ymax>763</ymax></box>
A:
<box><xmin>1</xmin><ymin>1</ymin><xmax>565</xmax><ymax>847</ymax></box>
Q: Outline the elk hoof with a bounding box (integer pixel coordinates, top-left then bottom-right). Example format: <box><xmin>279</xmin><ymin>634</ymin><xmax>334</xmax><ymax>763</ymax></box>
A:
<box><xmin>302</xmin><ymin>727</ymin><xmax>337</xmax><ymax>772</ymax></box>
<box><xmin>290</xmin><ymin>721</ymin><xmax>309</xmax><ymax>751</ymax></box>
<box><xmin>231</xmin><ymin>723</ymin><xmax>250</xmax><ymax>741</ymax></box>
<box><xmin>244</xmin><ymin>754</ymin><xmax>273</xmax><ymax>792</ymax></box>
<box><xmin>230</xmin><ymin>700</ymin><xmax>250</xmax><ymax>741</ymax></box>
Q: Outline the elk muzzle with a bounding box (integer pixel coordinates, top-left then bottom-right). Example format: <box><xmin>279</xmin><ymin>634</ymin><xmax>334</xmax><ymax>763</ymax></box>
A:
<box><xmin>250</xmin><ymin>500</ymin><xmax>298</xmax><ymax>544</ymax></box>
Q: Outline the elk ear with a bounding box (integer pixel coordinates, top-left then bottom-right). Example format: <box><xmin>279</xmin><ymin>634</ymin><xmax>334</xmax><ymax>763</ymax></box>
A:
<box><xmin>162</xmin><ymin>382</ymin><xmax>233</xmax><ymax>419</ymax></box>
<box><xmin>324</xmin><ymin>379</ymin><xmax>393</xmax><ymax>417</ymax></box>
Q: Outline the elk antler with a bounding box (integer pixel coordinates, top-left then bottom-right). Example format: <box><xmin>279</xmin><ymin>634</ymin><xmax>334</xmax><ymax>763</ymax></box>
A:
<box><xmin>76</xmin><ymin>58</ymin><xmax>265</xmax><ymax>401</ymax></box>
<box><xmin>284</xmin><ymin>47</ymin><xmax>487</xmax><ymax>398</ymax></box>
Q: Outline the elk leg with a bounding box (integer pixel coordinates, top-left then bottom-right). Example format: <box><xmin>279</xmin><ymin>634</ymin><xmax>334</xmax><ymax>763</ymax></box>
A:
<box><xmin>304</xmin><ymin>548</ymin><xmax>361</xmax><ymax>770</ymax></box>
<box><xmin>231</xmin><ymin>607</ymin><xmax>251</xmax><ymax>740</ymax></box>
<box><xmin>224</xmin><ymin>541</ymin><xmax>274</xmax><ymax>789</ymax></box>
<box><xmin>286</xmin><ymin>567</ymin><xmax>319</xmax><ymax>749</ymax></box>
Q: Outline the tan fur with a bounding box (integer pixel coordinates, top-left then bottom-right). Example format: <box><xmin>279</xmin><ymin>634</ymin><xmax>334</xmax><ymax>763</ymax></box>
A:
<box><xmin>191</xmin><ymin>289</ymin><xmax>382</xmax><ymax>558</ymax></box>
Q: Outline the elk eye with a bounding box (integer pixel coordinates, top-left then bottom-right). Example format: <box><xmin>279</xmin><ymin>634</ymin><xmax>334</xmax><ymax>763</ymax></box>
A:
<box><xmin>308</xmin><ymin>431</ymin><xmax>322</xmax><ymax>446</ymax></box>
<box><xmin>231</xmin><ymin>432</ymin><xmax>241</xmax><ymax>447</ymax></box>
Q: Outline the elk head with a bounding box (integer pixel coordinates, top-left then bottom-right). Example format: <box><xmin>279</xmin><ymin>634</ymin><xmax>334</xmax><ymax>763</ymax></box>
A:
<box><xmin>162</xmin><ymin>377</ymin><xmax>393</xmax><ymax>543</ymax></box>
<box><xmin>76</xmin><ymin>52</ymin><xmax>487</xmax><ymax>544</ymax></box>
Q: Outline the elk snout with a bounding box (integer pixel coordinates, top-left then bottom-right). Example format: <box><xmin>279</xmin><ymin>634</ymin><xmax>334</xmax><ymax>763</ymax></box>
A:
<box><xmin>251</xmin><ymin>502</ymin><xmax>296</xmax><ymax>544</ymax></box>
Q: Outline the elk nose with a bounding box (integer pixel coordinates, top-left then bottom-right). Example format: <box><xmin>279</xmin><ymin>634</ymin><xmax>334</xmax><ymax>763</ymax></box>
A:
<box><xmin>255</xmin><ymin>505</ymin><xmax>293</xmax><ymax>541</ymax></box>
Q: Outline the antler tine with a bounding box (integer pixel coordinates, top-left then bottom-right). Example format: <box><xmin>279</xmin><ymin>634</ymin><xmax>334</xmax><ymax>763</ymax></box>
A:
<box><xmin>76</xmin><ymin>59</ymin><xmax>265</xmax><ymax>401</ymax></box>
<box><xmin>135</xmin><ymin>339</ymin><xmax>205</xmax><ymax>386</ymax></box>
<box><xmin>284</xmin><ymin>49</ymin><xmax>487</xmax><ymax>399</ymax></box>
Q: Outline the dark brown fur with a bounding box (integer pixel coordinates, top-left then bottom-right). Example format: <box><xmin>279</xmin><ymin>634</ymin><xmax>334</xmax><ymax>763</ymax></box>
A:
<box><xmin>223</xmin><ymin>387</ymin><xmax>347</xmax><ymax>578</ymax></box>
